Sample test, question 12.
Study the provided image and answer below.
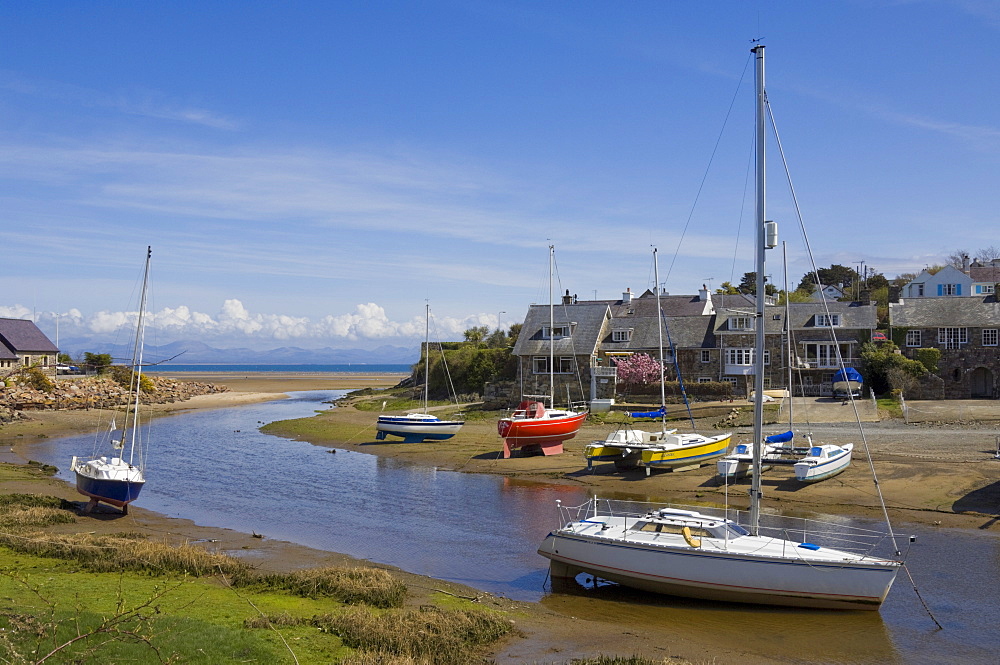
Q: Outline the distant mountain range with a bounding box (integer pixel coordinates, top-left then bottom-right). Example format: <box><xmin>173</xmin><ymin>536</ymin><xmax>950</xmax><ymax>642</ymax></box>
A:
<box><xmin>59</xmin><ymin>338</ymin><xmax>420</xmax><ymax>366</ymax></box>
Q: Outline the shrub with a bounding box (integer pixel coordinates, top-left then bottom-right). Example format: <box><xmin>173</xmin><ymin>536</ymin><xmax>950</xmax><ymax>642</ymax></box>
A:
<box><xmin>105</xmin><ymin>366</ymin><xmax>156</xmax><ymax>393</ymax></box>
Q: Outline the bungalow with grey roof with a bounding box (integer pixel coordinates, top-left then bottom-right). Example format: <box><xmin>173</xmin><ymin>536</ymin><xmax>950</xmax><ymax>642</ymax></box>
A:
<box><xmin>0</xmin><ymin>318</ymin><xmax>60</xmax><ymax>374</ymax></box>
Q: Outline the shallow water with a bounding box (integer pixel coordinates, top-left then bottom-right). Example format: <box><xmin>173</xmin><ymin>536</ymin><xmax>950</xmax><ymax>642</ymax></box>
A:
<box><xmin>25</xmin><ymin>390</ymin><xmax>1000</xmax><ymax>664</ymax></box>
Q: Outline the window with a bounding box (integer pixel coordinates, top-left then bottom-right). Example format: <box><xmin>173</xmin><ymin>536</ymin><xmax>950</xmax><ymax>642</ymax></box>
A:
<box><xmin>916</xmin><ymin>284</ymin><xmax>924</xmax><ymax>296</ymax></box>
<box><xmin>983</xmin><ymin>285</ymin><xmax>996</xmax><ymax>294</ymax></box>
<box><xmin>983</xmin><ymin>329</ymin><xmax>999</xmax><ymax>347</ymax></box>
<box><xmin>532</xmin><ymin>356</ymin><xmax>575</xmax><ymax>374</ymax></box>
<box><xmin>938</xmin><ymin>327</ymin><xmax>968</xmax><ymax>349</ymax></box>
<box><xmin>725</xmin><ymin>348</ymin><xmax>754</xmax><ymax>366</ymax></box>
<box><xmin>942</xmin><ymin>284</ymin><xmax>960</xmax><ymax>296</ymax></box>
<box><xmin>721</xmin><ymin>377</ymin><xmax>738</xmax><ymax>392</ymax></box>
<box><xmin>728</xmin><ymin>316</ymin><xmax>752</xmax><ymax>331</ymax></box>
<box><xmin>801</xmin><ymin>343</ymin><xmax>851</xmax><ymax>368</ymax></box>
<box><xmin>762</xmin><ymin>377</ymin><xmax>772</xmax><ymax>389</ymax></box>
<box><xmin>700</xmin><ymin>350</ymin><xmax>711</xmax><ymax>363</ymax></box>
<box><xmin>905</xmin><ymin>330</ymin><xmax>922</xmax><ymax>347</ymax></box>
<box><xmin>697</xmin><ymin>377</ymin><xmax>712</xmax><ymax>383</ymax></box>
<box><xmin>611</xmin><ymin>329</ymin><xmax>632</xmax><ymax>342</ymax></box>
<box><xmin>815</xmin><ymin>314</ymin><xmax>841</xmax><ymax>327</ymax></box>
<box><xmin>543</xmin><ymin>325</ymin><xmax>571</xmax><ymax>339</ymax></box>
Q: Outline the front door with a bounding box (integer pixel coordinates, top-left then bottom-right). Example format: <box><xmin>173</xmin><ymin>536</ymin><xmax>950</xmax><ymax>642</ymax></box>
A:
<box><xmin>969</xmin><ymin>367</ymin><xmax>994</xmax><ymax>398</ymax></box>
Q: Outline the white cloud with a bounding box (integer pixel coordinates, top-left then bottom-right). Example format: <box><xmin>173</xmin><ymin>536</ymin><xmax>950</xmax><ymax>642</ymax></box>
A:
<box><xmin>19</xmin><ymin>300</ymin><xmax>495</xmax><ymax>349</ymax></box>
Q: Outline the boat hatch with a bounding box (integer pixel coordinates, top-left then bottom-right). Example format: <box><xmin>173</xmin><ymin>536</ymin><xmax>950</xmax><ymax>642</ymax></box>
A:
<box><xmin>810</xmin><ymin>446</ymin><xmax>823</xmax><ymax>457</ymax></box>
<box><xmin>656</xmin><ymin>508</ymin><xmax>702</xmax><ymax>518</ymax></box>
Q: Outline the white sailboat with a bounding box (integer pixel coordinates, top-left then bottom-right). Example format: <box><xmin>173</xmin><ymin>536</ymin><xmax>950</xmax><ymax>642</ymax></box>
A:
<box><xmin>70</xmin><ymin>246</ymin><xmax>151</xmax><ymax>515</ymax></box>
<box><xmin>538</xmin><ymin>45</ymin><xmax>903</xmax><ymax>609</ymax></box>
<box><xmin>376</xmin><ymin>303</ymin><xmax>464</xmax><ymax>443</ymax></box>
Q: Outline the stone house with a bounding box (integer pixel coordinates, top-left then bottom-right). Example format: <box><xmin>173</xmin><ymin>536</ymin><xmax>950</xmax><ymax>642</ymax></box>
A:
<box><xmin>0</xmin><ymin>318</ymin><xmax>60</xmax><ymax>375</ymax></box>
<box><xmin>509</xmin><ymin>287</ymin><xmax>876</xmax><ymax>403</ymax></box>
<box><xmin>889</xmin><ymin>296</ymin><xmax>1000</xmax><ymax>398</ymax></box>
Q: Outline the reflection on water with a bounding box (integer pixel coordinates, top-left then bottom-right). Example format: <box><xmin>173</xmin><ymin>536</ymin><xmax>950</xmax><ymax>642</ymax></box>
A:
<box><xmin>23</xmin><ymin>390</ymin><xmax>1000</xmax><ymax>665</ymax></box>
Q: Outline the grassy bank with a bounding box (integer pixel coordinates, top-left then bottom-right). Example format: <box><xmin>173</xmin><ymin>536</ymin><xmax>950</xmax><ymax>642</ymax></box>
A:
<box><xmin>0</xmin><ymin>480</ymin><xmax>516</xmax><ymax>664</ymax></box>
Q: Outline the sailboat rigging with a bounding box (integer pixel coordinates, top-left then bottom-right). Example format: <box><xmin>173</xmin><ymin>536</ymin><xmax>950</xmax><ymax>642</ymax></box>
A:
<box><xmin>70</xmin><ymin>246</ymin><xmax>152</xmax><ymax>515</ymax></box>
<box><xmin>497</xmin><ymin>245</ymin><xmax>588</xmax><ymax>457</ymax></box>
<box><xmin>538</xmin><ymin>45</ymin><xmax>903</xmax><ymax>609</ymax></box>
<box><xmin>375</xmin><ymin>303</ymin><xmax>465</xmax><ymax>443</ymax></box>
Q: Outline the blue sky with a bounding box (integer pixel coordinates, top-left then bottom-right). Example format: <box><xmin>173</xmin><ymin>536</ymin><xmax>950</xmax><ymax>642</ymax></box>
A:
<box><xmin>1</xmin><ymin>1</ymin><xmax>998</xmax><ymax>354</ymax></box>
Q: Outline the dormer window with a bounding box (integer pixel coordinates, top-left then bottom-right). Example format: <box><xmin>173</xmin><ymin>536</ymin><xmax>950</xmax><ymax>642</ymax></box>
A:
<box><xmin>728</xmin><ymin>316</ymin><xmax>752</xmax><ymax>331</ymax></box>
<box><xmin>543</xmin><ymin>324</ymin><xmax>572</xmax><ymax>339</ymax></box>
<box><xmin>612</xmin><ymin>329</ymin><xmax>633</xmax><ymax>342</ymax></box>
<box><xmin>816</xmin><ymin>314</ymin><xmax>840</xmax><ymax>327</ymax></box>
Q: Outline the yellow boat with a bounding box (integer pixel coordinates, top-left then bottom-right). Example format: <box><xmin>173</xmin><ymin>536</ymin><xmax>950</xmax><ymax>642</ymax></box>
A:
<box><xmin>640</xmin><ymin>432</ymin><xmax>732</xmax><ymax>475</ymax></box>
<box><xmin>584</xmin><ymin>426</ymin><xmax>677</xmax><ymax>471</ymax></box>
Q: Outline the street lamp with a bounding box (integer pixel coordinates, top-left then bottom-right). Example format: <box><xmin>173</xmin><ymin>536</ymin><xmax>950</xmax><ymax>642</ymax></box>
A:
<box><xmin>497</xmin><ymin>311</ymin><xmax>506</xmax><ymax>332</ymax></box>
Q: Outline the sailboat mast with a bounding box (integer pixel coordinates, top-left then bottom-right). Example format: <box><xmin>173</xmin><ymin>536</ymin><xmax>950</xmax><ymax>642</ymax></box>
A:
<box><xmin>549</xmin><ymin>244</ymin><xmax>555</xmax><ymax>409</ymax></box>
<box><xmin>653</xmin><ymin>248</ymin><xmax>667</xmax><ymax>435</ymax></box>
<box><xmin>783</xmin><ymin>241</ymin><xmax>793</xmax><ymax>428</ymax></box>
<box><xmin>127</xmin><ymin>246</ymin><xmax>151</xmax><ymax>468</ymax></box>
<box><xmin>423</xmin><ymin>302</ymin><xmax>430</xmax><ymax>414</ymax></box>
<box><xmin>750</xmin><ymin>44</ymin><xmax>766</xmax><ymax>535</ymax></box>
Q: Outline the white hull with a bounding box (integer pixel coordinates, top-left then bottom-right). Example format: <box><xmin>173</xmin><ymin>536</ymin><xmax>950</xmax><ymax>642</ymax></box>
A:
<box><xmin>539</xmin><ymin>505</ymin><xmax>900</xmax><ymax>610</ymax></box>
<box><xmin>795</xmin><ymin>443</ymin><xmax>853</xmax><ymax>482</ymax></box>
<box><xmin>376</xmin><ymin>413</ymin><xmax>464</xmax><ymax>442</ymax></box>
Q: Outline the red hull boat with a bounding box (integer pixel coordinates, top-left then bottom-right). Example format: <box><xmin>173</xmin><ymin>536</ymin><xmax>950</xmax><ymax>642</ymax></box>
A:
<box><xmin>497</xmin><ymin>400</ymin><xmax>588</xmax><ymax>457</ymax></box>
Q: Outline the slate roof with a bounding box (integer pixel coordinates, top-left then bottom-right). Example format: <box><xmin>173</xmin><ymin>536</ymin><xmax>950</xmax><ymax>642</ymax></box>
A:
<box><xmin>714</xmin><ymin>302</ymin><xmax>877</xmax><ymax>338</ymax></box>
<box><xmin>513</xmin><ymin>303</ymin><xmax>610</xmax><ymax>357</ymax></box>
<box><xmin>969</xmin><ymin>265</ymin><xmax>1000</xmax><ymax>283</ymax></box>
<box><xmin>890</xmin><ymin>297</ymin><xmax>1000</xmax><ymax>327</ymax></box>
<box><xmin>0</xmin><ymin>318</ymin><xmax>59</xmax><ymax>354</ymax></box>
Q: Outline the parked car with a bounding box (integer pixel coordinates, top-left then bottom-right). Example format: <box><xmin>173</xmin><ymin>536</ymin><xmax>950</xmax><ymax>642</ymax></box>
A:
<box><xmin>871</xmin><ymin>332</ymin><xmax>888</xmax><ymax>342</ymax></box>
<box><xmin>56</xmin><ymin>364</ymin><xmax>79</xmax><ymax>374</ymax></box>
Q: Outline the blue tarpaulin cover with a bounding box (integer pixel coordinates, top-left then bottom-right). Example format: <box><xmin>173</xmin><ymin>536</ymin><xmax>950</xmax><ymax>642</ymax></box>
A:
<box><xmin>832</xmin><ymin>367</ymin><xmax>863</xmax><ymax>383</ymax></box>
<box><xmin>764</xmin><ymin>430</ymin><xmax>794</xmax><ymax>444</ymax></box>
<box><xmin>628</xmin><ymin>406</ymin><xmax>666</xmax><ymax>419</ymax></box>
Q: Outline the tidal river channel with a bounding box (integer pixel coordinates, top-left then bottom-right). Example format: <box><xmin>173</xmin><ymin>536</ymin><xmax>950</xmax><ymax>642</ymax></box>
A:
<box><xmin>26</xmin><ymin>390</ymin><xmax>999</xmax><ymax>664</ymax></box>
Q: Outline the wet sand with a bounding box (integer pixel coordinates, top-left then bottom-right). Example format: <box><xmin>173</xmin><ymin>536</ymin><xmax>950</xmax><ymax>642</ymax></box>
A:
<box><xmin>3</xmin><ymin>373</ymin><xmax>999</xmax><ymax>664</ymax></box>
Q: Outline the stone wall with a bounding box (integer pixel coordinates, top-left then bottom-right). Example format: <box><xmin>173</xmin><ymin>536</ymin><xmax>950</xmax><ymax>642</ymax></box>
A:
<box><xmin>0</xmin><ymin>376</ymin><xmax>229</xmax><ymax>411</ymax></box>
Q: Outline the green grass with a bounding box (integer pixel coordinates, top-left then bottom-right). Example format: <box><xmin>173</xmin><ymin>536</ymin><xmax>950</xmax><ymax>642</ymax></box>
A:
<box><xmin>0</xmin><ymin>542</ymin><xmax>517</xmax><ymax>664</ymax></box>
<box><xmin>0</xmin><ymin>551</ymin><xmax>347</xmax><ymax>664</ymax></box>
<box><xmin>875</xmin><ymin>398</ymin><xmax>903</xmax><ymax>419</ymax></box>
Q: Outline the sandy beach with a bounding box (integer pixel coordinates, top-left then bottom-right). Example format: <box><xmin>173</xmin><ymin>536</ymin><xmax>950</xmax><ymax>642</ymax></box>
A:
<box><xmin>3</xmin><ymin>372</ymin><xmax>999</xmax><ymax>664</ymax></box>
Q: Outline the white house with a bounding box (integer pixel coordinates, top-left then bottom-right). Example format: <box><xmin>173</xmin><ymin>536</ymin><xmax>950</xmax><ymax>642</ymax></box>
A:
<box><xmin>901</xmin><ymin>265</ymin><xmax>974</xmax><ymax>298</ymax></box>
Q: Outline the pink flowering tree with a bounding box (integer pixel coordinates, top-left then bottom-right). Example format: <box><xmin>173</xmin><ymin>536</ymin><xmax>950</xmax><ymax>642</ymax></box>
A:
<box><xmin>614</xmin><ymin>353</ymin><xmax>662</xmax><ymax>391</ymax></box>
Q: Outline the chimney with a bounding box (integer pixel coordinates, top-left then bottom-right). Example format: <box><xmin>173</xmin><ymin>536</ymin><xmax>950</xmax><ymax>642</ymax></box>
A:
<box><xmin>562</xmin><ymin>289</ymin><xmax>573</xmax><ymax>305</ymax></box>
<box><xmin>888</xmin><ymin>285</ymin><xmax>901</xmax><ymax>304</ymax></box>
<box><xmin>962</xmin><ymin>253</ymin><xmax>970</xmax><ymax>273</ymax></box>
<box><xmin>622</xmin><ymin>288</ymin><xmax>633</xmax><ymax>304</ymax></box>
<box><xmin>698</xmin><ymin>284</ymin><xmax>710</xmax><ymax>302</ymax></box>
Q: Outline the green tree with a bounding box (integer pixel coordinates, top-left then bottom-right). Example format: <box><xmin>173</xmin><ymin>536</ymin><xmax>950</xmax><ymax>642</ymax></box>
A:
<box><xmin>506</xmin><ymin>323</ymin><xmax>522</xmax><ymax>346</ymax></box>
<box><xmin>797</xmin><ymin>264</ymin><xmax>857</xmax><ymax>293</ymax></box>
<box><xmin>462</xmin><ymin>326</ymin><xmax>489</xmax><ymax>347</ymax></box>
<box><xmin>485</xmin><ymin>328</ymin><xmax>507</xmax><ymax>349</ymax></box>
<box><xmin>858</xmin><ymin>341</ymin><xmax>926</xmax><ymax>395</ymax></box>
<box><xmin>83</xmin><ymin>352</ymin><xmax>113</xmax><ymax>374</ymax></box>
<box><xmin>716</xmin><ymin>282</ymin><xmax>740</xmax><ymax>295</ymax></box>
<box><xmin>737</xmin><ymin>272</ymin><xmax>777</xmax><ymax>296</ymax></box>
<box><xmin>57</xmin><ymin>352</ymin><xmax>73</xmax><ymax>364</ymax></box>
